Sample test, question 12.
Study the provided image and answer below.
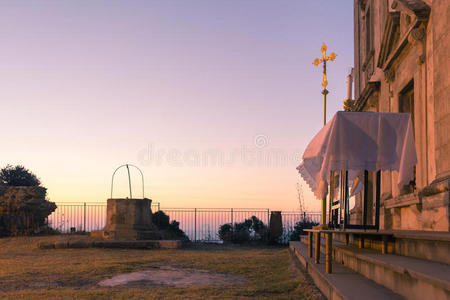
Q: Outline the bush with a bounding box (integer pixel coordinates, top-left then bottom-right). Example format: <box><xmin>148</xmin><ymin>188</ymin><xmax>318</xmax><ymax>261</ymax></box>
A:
<box><xmin>289</xmin><ymin>220</ymin><xmax>319</xmax><ymax>241</ymax></box>
<box><xmin>218</xmin><ymin>216</ymin><xmax>268</xmax><ymax>244</ymax></box>
<box><xmin>0</xmin><ymin>165</ymin><xmax>41</xmax><ymax>187</ymax></box>
<box><xmin>168</xmin><ymin>220</ymin><xmax>188</xmax><ymax>239</ymax></box>
<box><xmin>0</xmin><ymin>164</ymin><xmax>56</xmax><ymax>237</ymax></box>
<box><xmin>152</xmin><ymin>210</ymin><xmax>170</xmax><ymax>229</ymax></box>
<box><xmin>218</xmin><ymin>223</ymin><xmax>233</xmax><ymax>242</ymax></box>
<box><xmin>152</xmin><ymin>210</ymin><xmax>189</xmax><ymax>240</ymax></box>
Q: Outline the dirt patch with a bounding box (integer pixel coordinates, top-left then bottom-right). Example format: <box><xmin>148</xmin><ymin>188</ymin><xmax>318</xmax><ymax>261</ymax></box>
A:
<box><xmin>98</xmin><ymin>265</ymin><xmax>246</xmax><ymax>288</ymax></box>
<box><xmin>0</xmin><ymin>277</ymin><xmax>95</xmax><ymax>292</ymax></box>
<box><xmin>0</xmin><ymin>266</ymin><xmax>245</xmax><ymax>292</ymax></box>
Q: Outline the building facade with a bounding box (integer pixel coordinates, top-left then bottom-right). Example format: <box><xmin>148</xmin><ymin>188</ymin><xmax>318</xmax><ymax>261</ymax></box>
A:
<box><xmin>351</xmin><ymin>0</ymin><xmax>449</xmax><ymax>231</ymax></box>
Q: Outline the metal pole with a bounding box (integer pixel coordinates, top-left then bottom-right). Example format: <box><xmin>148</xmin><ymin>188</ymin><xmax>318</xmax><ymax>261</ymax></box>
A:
<box><xmin>194</xmin><ymin>208</ymin><xmax>197</xmax><ymax>242</ymax></box>
<box><xmin>321</xmin><ymin>88</ymin><xmax>329</xmax><ymax>226</ymax></box>
<box><xmin>363</xmin><ymin>170</ymin><xmax>368</xmax><ymax>227</ymax></box>
<box><xmin>313</xmin><ymin>43</ymin><xmax>336</xmax><ymax>228</ymax></box>
<box><xmin>126</xmin><ymin>164</ymin><xmax>133</xmax><ymax>199</ymax></box>
<box><xmin>323</xmin><ymin>92</ymin><xmax>327</xmax><ymax>125</ymax></box>
<box><xmin>83</xmin><ymin>202</ymin><xmax>86</xmax><ymax>232</ymax></box>
<box><xmin>231</xmin><ymin>208</ymin><xmax>234</xmax><ymax>240</ymax></box>
<box><xmin>321</xmin><ymin>198</ymin><xmax>327</xmax><ymax>225</ymax></box>
<box><xmin>375</xmin><ymin>170</ymin><xmax>381</xmax><ymax>230</ymax></box>
<box><xmin>322</xmin><ymin>60</ymin><xmax>327</xmax><ymax>126</ymax></box>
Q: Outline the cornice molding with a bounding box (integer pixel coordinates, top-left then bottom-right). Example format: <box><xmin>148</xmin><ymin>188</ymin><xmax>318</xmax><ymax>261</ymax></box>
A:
<box><xmin>396</xmin><ymin>0</ymin><xmax>430</xmax><ymax>21</ymax></box>
<box><xmin>378</xmin><ymin>1</ymin><xmax>430</xmax><ymax>71</ymax></box>
<box><xmin>380</xmin><ymin>18</ymin><xmax>423</xmax><ymax>71</ymax></box>
<box><xmin>377</xmin><ymin>12</ymin><xmax>400</xmax><ymax>68</ymax></box>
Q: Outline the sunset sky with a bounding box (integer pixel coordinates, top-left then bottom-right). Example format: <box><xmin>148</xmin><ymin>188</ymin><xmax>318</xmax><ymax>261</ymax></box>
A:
<box><xmin>0</xmin><ymin>1</ymin><xmax>353</xmax><ymax>211</ymax></box>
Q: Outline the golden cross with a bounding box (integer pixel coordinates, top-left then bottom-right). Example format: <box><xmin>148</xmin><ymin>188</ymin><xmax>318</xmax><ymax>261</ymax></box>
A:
<box><xmin>313</xmin><ymin>43</ymin><xmax>337</xmax><ymax>88</ymax></box>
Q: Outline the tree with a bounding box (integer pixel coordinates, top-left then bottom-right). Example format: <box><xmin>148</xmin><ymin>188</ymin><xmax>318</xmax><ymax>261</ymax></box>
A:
<box><xmin>0</xmin><ymin>165</ymin><xmax>55</xmax><ymax>236</ymax></box>
<box><xmin>0</xmin><ymin>165</ymin><xmax>41</xmax><ymax>187</ymax></box>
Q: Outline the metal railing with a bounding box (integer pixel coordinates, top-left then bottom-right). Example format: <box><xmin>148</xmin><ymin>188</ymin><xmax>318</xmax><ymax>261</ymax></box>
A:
<box><xmin>160</xmin><ymin>208</ymin><xmax>271</xmax><ymax>242</ymax></box>
<box><xmin>278</xmin><ymin>211</ymin><xmax>321</xmax><ymax>243</ymax></box>
<box><xmin>47</xmin><ymin>202</ymin><xmax>320</xmax><ymax>242</ymax></box>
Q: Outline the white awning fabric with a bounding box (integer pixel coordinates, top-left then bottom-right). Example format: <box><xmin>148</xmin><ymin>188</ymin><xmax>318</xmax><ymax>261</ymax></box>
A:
<box><xmin>297</xmin><ymin>111</ymin><xmax>417</xmax><ymax>199</ymax></box>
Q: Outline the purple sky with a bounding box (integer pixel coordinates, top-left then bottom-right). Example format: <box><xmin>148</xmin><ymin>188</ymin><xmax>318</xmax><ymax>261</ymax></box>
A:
<box><xmin>0</xmin><ymin>1</ymin><xmax>353</xmax><ymax>210</ymax></box>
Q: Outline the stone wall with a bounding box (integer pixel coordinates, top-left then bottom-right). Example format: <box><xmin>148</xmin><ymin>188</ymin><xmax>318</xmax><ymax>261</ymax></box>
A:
<box><xmin>352</xmin><ymin>0</ymin><xmax>450</xmax><ymax>231</ymax></box>
<box><xmin>0</xmin><ymin>186</ymin><xmax>57</xmax><ymax>236</ymax></box>
<box><xmin>432</xmin><ymin>1</ymin><xmax>450</xmax><ymax>179</ymax></box>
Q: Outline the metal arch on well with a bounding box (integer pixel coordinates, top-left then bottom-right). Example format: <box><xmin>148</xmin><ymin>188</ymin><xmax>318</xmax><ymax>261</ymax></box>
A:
<box><xmin>110</xmin><ymin>164</ymin><xmax>145</xmax><ymax>199</ymax></box>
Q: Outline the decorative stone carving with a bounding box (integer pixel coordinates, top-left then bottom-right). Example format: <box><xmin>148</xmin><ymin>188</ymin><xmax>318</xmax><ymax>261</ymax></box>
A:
<box><xmin>409</xmin><ymin>28</ymin><xmax>426</xmax><ymax>64</ymax></box>
<box><xmin>391</xmin><ymin>1</ymin><xmax>398</xmax><ymax>10</ymax></box>
<box><xmin>411</xmin><ymin>28</ymin><xmax>425</xmax><ymax>41</ymax></box>
<box><xmin>384</xmin><ymin>69</ymin><xmax>395</xmax><ymax>82</ymax></box>
<box><xmin>359</xmin><ymin>0</ymin><xmax>366</xmax><ymax>11</ymax></box>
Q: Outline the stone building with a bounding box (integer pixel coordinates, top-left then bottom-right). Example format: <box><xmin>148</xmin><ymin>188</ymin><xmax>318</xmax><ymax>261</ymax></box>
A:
<box><xmin>350</xmin><ymin>0</ymin><xmax>449</xmax><ymax>231</ymax></box>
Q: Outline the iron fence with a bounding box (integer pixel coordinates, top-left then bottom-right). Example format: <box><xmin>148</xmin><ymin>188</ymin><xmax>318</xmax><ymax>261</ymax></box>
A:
<box><xmin>278</xmin><ymin>211</ymin><xmax>321</xmax><ymax>243</ymax></box>
<box><xmin>160</xmin><ymin>208</ymin><xmax>271</xmax><ymax>242</ymax></box>
<box><xmin>47</xmin><ymin>202</ymin><xmax>160</xmax><ymax>233</ymax></box>
<box><xmin>47</xmin><ymin>203</ymin><xmax>320</xmax><ymax>242</ymax></box>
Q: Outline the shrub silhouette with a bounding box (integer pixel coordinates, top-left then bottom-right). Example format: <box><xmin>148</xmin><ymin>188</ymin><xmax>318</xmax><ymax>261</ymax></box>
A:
<box><xmin>152</xmin><ymin>210</ymin><xmax>170</xmax><ymax>229</ymax></box>
<box><xmin>0</xmin><ymin>165</ymin><xmax>41</xmax><ymax>187</ymax></box>
<box><xmin>0</xmin><ymin>165</ymin><xmax>56</xmax><ymax>236</ymax></box>
<box><xmin>289</xmin><ymin>219</ymin><xmax>318</xmax><ymax>241</ymax></box>
<box><xmin>218</xmin><ymin>216</ymin><xmax>268</xmax><ymax>244</ymax></box>
<box><xmin>152</xmin><ymin>210</ymin><xmax>188</xmax><ymax>240</ymax></box>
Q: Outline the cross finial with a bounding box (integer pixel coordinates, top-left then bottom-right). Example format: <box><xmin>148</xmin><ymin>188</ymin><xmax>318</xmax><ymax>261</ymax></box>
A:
<box><xmin>313</xmin><ymin>43</ymin><xmax>337</xmax><ymax>88</ymax></box>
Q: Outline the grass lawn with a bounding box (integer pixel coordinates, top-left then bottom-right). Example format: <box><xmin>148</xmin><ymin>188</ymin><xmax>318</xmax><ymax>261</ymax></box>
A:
<box><xmin>0</xmin><ymin>235</ymin><xmax>323</xmax><ymax>299</ymax></box>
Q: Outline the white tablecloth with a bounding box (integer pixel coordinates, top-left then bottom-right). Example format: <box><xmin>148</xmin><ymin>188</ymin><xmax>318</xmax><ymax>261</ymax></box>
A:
<box><xmin>297</xmin><ymin>111</ymin><xmax>417</xmax><ymax>199</ymax></box>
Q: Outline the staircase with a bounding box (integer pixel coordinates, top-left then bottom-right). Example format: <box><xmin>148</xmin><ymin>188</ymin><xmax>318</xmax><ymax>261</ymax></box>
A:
<box><xmin>289</xmin><ymin>231</ymin><xmax>450</xmax><ymax>300</ymax></box>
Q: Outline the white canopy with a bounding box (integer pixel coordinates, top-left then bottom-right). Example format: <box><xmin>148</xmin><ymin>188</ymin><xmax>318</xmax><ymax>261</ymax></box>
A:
<box><xmin>297</xmin><ymin>111</ymin><xmax>417</xmax><ymax>199</ymax></box>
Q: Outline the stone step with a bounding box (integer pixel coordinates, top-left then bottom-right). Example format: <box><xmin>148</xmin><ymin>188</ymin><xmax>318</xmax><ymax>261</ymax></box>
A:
<box><xmin>38</xmin><ymin>239</ymin><xmax>183</xmax><ymax>249</ymax></box>
<box><xmin>311</xmin><ymin>230</ymin><xmax>450</xmax><ymax>265</ymax></box>
<box><xmin>298</xmin><ymin>236</ymin><xmax>450</xmax><ymax>300</ymax></box>
<box><xmin>391</xmin><ymin>230</ymin><xmax>450</xmax><ymax>264</ymax></box>
<box><xmin>289</xmin><ymin>241</ymin><xmax>403</xmax><ymax>300</ymax></box>
<box><xmin>333</xmin><ymin>244</ymin><xmax>450</xmax><ymax>300</ymax></box>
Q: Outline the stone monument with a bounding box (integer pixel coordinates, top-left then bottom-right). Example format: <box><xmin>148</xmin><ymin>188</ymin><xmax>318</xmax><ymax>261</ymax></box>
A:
<box><xmin>102</xmin><ymin>197</ymin><xmax>160</xmax><ymax>240</ymax></box>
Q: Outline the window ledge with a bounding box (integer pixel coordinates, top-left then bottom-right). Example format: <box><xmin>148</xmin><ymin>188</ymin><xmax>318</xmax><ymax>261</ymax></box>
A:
<box><xmin>384</xmin><ymin>192</ymin><xmax>420</xmax><ymax>209</ymax></box>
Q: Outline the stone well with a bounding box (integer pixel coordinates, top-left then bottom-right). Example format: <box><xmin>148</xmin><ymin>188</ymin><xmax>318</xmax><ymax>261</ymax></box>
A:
<box><xmin>93</xmin><ymin>198</ymin><xmax>161</xmax><ymax>240</ymax></box>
